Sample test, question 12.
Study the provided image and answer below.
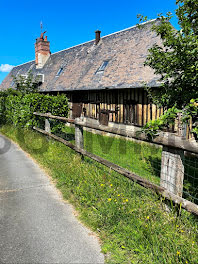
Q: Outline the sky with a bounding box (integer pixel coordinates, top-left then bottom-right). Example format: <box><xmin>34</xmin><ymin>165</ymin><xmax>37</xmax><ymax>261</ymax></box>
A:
<box><xmin>0</xmin><ymin>0</ymin><xmax>178</xmax><ymax>84</ymax></box>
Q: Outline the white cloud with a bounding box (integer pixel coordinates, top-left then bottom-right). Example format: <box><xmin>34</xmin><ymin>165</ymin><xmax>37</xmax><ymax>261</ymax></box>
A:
<box><xmin>0</xmin><ymin>64</ymin><xmax>14</xmax><ymax>72</ymax></box>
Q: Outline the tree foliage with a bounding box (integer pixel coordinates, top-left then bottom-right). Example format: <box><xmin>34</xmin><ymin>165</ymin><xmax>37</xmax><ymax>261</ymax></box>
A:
<box><xmin>12</xmin><ymin>72</ymin><xmax>40</xmax><ymax>94</ymax></box>
<box><xmin>140</xmin><ymin>0</ymin><xmax>198</xmax><ymax>139</ymax></box>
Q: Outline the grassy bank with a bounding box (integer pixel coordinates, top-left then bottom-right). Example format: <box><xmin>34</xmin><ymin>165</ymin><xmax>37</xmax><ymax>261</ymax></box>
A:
<box><xmin>62</xmin><ymin>125</ymin><xmax>198</xmax><ymax>204</ymax></box>
<box><xmin>62</xmin><ymin>125</ymin><xmax>162</xmax><ymax>185</ymax></box>
<box><xmin>1</xmin><ymin>125</ymin><xmax>197</xmax><ymax>264</ymax></box>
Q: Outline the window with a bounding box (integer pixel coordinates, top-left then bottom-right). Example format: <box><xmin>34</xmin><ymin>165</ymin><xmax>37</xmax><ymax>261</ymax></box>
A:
<box><xmin>11</xmin><ymin>80</ymin><xmax>15</xmax><ymax>87</ymax></box>
<box><xmin>37</xmin><ymin>74</ymin><xmax>44</xmax><ymax>83</ymax></box>
<box><xmin>96</xmin><ymin>61</ymin><xmax>109</xmax><ymax>73</ymax></box>
<box><xmin>56</xmin><ymin>67</ymin><xmax>63</xmax><ymax>76</ymax></box>
<box><xmin>20</xmin><ymin>74</ymin><xmax>28</xmax><ymax>79</ymax></box>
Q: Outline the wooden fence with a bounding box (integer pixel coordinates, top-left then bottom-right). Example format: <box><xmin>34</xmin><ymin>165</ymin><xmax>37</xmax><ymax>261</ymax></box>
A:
<box><xmin>33</xmin><ymin>112</ymin><xmax>198</xmax><ymax>216</ymax></box>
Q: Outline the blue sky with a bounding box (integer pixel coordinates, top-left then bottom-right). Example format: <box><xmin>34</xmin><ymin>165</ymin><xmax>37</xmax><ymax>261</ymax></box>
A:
<box><xmin>0</xmin><ymin>0</ymin><xmax>178</xmax><ymax>84</ymax></box>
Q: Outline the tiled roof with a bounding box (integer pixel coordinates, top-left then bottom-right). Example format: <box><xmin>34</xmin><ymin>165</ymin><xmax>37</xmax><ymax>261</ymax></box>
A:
<box><xmin>0</xmin><ymin>19</ymin><xmax>162</xmax><ymax>92</ymax></box>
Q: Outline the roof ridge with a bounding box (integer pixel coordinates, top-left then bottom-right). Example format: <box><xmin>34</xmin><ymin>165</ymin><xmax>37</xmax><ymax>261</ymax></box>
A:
<box><xmin>13</xmin><ymin>18</ymin><xmax>157</xmax><ymax>68</ymax></box>
<box><xmin>102</xmin><ymin>18</ymin><xmax>157</xmax><ymax>39</ymax></box>
<box><xmin>12</xmin><ymin>60</ymin><xmax>34</xmax><ymax>69</ymax></box>
<box><xmin>52</xmin><ymin>39</ymin><xmax>94</xmax><ymax>56</ymax></box>
<box><xmin>50</xmin><ymin>18</ymin><xmax>158</xmax><ymax>56</ymax></box>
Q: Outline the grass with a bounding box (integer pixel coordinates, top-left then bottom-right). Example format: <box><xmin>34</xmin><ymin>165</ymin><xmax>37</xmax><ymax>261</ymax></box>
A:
<box><xmin>62</xmin><ymin>125</ymin><xmax>162</xmax><ymax>185</ymax></box>
<box><xmin>0</xmin><ymin>124</ymin><xmax>198</xmax><ymax>264</ymax></box>
<box><xmin>183</xmin><ymin>156</ymin><xmax>198</xmax><ymax>204</ymax></box>
<box><xmin>61</xmin><ymin>125</ymin><xmax>198</xmax><ymax>203</ymax></box>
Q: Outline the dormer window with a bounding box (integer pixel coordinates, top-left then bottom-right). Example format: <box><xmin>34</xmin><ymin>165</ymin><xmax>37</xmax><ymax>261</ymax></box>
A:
<box><xmin>56</xmin><ymin>67</ymin><xmax>63</xmax><ymax>77</ymax></box>
<box><xmin>37</xmin><ymin>74</ymin><xmax>44</xmax><ymax>83</ymax></box>
<box><xmin>11</xmin><ymin>80</ymin><xmax>15</xmax><ymax>87</ymax></box>
<box><xmin>96</xmin><ymin>61</ymin><xmax>109</xmax><ymax>74</ymax></box>
<box><xmin>21</xmin><ymin>74</ymin><xmax>28</xmax><ymax>79</ymax></box>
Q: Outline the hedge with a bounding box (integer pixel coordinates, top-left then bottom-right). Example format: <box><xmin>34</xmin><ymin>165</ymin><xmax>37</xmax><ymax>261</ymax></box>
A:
<box><xmin>0</xmin><ymin>92</ymin><xmax>69</xmax><ymax>133</ymax></box>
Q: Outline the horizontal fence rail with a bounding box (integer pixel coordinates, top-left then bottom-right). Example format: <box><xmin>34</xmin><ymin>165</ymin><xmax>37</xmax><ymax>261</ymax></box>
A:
<box><xmin>33</xmin><ymin>112</ymin><xmax>198</xmax><ymax>154</ymax></box>
<box><xmin>34</xmin><ymin>112</ymin><xmax>75</xmax><ymax>124</ymax></box>
<box><xmin>33</xmin><ymin>112</ymin><xmax>198</xmax><ymax>216</ymax></box>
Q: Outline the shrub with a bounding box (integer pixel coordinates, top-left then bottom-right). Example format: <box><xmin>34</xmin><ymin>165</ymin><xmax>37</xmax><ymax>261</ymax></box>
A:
<box><xmin>0</xmin><ymin>92</ymin><xmax>69</xmax><ymax>133</ymax></box>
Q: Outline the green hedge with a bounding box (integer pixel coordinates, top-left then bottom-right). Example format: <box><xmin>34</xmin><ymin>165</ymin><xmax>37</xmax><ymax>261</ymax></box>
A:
<box><xmin>0</xmin><ymin>93</ymin><xmax>6</xmax><ymax>122</ymax></box>
<box><xmin>0</xmin><ymin>92</ymin><xmax>69</xmax><ymax>133</ymax></box>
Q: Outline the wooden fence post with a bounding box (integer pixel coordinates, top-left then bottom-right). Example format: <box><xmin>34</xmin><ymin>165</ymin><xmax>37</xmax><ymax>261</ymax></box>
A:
<box><xmin>160</xmin><ymin>146</ymin><xmax>184</xmax><ymax>197</ymax></box>
<box><xmin>45</xmin><ymin>113</ymin><xmax>51</xmax><ymax>134</ymax></box>
<box><xmin>178</xmin><ymin>112</ymin><xmax>187</xmax><ymax>138</ymax></box>
<box><xmin>75</xmin><ymin>118</ymin><xmax>84</xmax><ymax>149</ymax></box>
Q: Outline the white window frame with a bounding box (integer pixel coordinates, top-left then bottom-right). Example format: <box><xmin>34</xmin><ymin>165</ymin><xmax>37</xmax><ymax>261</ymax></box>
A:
<box><xmin>37</xmin><ymin>73</ymin><xmax>44</xmax><ymax>83</ymax></box>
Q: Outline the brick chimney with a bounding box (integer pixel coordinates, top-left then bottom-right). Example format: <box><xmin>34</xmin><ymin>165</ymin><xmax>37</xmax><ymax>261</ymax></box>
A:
<box><xmin>35</xmin><ymin>31</ymin><xmax>50</xmax><ymax>69</ymax></box>
<box><xmin>95</xmin><ymin>30</ymin><xmax>101</xmax><ymax>45</ymax></box>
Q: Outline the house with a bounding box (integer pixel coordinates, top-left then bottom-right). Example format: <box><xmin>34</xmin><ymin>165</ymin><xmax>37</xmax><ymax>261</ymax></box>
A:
<box><xmin>0</xmin><ymin>19</ymin><xmax>163</xmax><ymax>127</ymax></box>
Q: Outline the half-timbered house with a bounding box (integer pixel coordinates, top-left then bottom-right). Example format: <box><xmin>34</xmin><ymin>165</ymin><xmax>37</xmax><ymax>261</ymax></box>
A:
<box><xmin>1</xmin><ymin>19</ymin><xmax>163</xmax><ymax>127</ymax></box>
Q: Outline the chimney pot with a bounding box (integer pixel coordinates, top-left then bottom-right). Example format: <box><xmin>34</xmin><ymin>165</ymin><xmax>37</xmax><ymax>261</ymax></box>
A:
<box><xmin>35</xmin><ymin>32</ymin><xmax>50</xmax><ymax>69</ymax></box>
<box><xmin>95</xmin><ymin>30</ymin><xmax>101</xmax><ymax>45</ymax></box>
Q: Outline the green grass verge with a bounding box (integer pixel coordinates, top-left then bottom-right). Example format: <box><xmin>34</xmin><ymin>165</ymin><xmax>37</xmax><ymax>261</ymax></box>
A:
<box><xmin>62</xmin><ymin>125</ymin><xmax>198</xmax><ymax>204</ymax></box>
<box><xmin>0</xmin><ymin>125</ymin><xmax>197</xmax><ymax>264</ymax></box>
<box><xmin>62</xmin><ymin>125</ymin><xmax>162</xmax><ymax>185</ymax></box>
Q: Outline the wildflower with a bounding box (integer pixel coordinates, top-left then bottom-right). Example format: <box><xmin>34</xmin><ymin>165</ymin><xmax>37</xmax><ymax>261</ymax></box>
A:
<box><xmin>110</xmin><ymin>184</ymin><xmax>113</xmax><ymax>187</ymax></box>
<box><xmin>121</xmin><ymin>246</ymin><xmax>125</xmax><ymax>249</ymax></box>
<box><xmin>177</xmin><ymin>251</ymin><xmax>181</xmax><ymax>256</ymax></box>
<box><xmin>125</xmin><ymin>199</ymin><xmax>128</xmax><ymax>202</ymax></box>
<box><xmin>192</xmin><ymin>241</ymin><xmax>195</xmax><ymax>245</ymax></box>
<box><xmin>100</xmin><ymin>184</ymin><xmax>104</xmax><ymax>187</ymax></box>
<box><xmin>108</xmin><ymin>198</ymin><xmax>112</xmax><ymax>202</ymax></box>
<box><xmin>114</xmin><ymin>199</ymin><xmax>117</xmax><ymax>202</ymax></box>
<box><xmin>193</xmin><ymin>102</ymin><xmax>198</xmax><ymax>107</ymax></box>
<box><xmin>146</xmin><ymin>216</ymin><xmax>150</xmax><ymax>220</ymax></box>
<box><xmin>186</xmin><ymin>261</ymin><xmax>188</xmax><ymax>264</ymax></box>
<box><xmin>117</xmin><ymin>194</ymin><xmax>120</xmax><ymax>197</ymax></box>
<box><xmin>181</xmin><ymin>230</ymin><xmax>184</xmax><ymax>233</ymax></box>
<box><xmin>176</xmin><ymin>225</ymin><xmax>179</xmax><ymax>228</ymax></box>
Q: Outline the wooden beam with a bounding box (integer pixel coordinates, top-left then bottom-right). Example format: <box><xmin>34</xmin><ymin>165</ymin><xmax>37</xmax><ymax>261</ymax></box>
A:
<box><xmin>45</xmin><ymin>112</ymin><xmax>51</xmax><ymax>134</ymax></box>
<box><xmin>33</xmin><ymin>112</ymin><xmax>198</xmax><ymax>154</ymax></box>
<box><xmin>75</xmin><ymin>119</ymin><xmax>84</xmax><ymax>149</ymax></box>
<box><xmin>75</xmin><ymin>120</ymin><xmax>198</xmax><ymax>154</ymax></box>
<box><xmin>160</xmin><ymin>146</ymin><xmax>184</xmax><ymax>197</ymax></box>
<box><xmin>143</xmin><ymin>90</ymin><xmax>148</xmax><ymax>125</ymax></box>
<box><xmin>33</xmin><ymin>112</ymin><xmax>75</xmax><ymax>123</ymax></box>
<box><xmin>33</xmin><ymin>126</ymin><xmax>198</xmax><ymax>216</ymax></box>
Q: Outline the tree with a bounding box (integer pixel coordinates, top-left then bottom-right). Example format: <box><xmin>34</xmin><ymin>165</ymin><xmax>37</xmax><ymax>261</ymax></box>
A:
<box><xmin>139</xmin><ymin>0</ymin><xmax>198</xmax><ymax>139</ymax></box>
<box><xmin>12</xmin><ymin>72</ymin><xmax>40</xmax><ymax>94</ymax></box>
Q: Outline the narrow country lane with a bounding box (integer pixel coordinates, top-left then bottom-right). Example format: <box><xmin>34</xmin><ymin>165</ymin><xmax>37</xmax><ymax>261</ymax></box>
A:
<box><xmin>0</xmin><ymin>134</ymin><xmax>104</xmax><ymax>263</ymax></box>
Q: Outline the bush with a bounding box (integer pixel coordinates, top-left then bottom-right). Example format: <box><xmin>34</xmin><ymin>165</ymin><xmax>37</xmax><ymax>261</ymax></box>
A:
<box><xmin>0</xmin><ymin>92</ymin><xmax>6</xmax><ymax>124</ymax></box>
<box><xmin>0</xmin><ymin>92</ymin><xmax>69</xmax><ymax>133</ymax></box>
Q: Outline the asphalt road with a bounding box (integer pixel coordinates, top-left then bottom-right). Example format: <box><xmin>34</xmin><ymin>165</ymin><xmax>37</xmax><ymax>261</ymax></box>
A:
<box><xmin>0</xmin><ymin>134</ymin><xmax>104</xmax><ymax>263</ymax></box>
